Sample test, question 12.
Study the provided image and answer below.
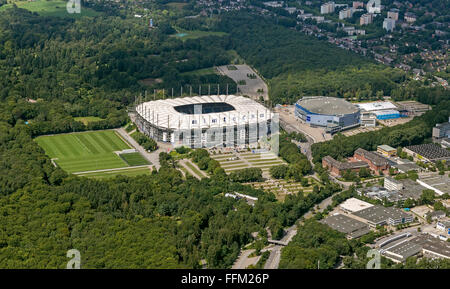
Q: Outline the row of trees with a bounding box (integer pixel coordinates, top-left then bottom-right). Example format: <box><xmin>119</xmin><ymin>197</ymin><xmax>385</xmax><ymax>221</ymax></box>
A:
<box><xmin>131</xmin><ymin>131</ymin><xmax>158</xmax><ymax>152</ymax></box>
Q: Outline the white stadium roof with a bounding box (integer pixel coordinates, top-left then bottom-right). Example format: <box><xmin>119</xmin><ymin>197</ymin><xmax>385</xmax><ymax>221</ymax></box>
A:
<box><xmin>356</xmin><ymin>102</ymin><xmax>398</xmax><ymax>112</ymax></box>
<box><xmin>136</xmin><ymin>95</ymin><xmax>273</xmax><ymax>130</ymax></box>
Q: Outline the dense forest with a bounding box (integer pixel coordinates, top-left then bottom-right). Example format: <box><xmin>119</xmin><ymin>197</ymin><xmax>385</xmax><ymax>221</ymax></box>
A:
<box><xmin>214</xmin><ymin>12</ymin><xmax>413</xmax><ymax>104</ymax></box>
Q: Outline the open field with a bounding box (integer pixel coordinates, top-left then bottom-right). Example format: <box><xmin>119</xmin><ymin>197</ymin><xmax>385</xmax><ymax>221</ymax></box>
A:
<box><xmin>74</xmin><ymin>116</ymin><xmax>104</xmax><ymax>125</ymax></box>
<box><xmin>181</xmin><ymin>67</ymin><xmax>218</xmax><ymax>76</ymax></box>
<box><xmin>172</xmin><ymin>28</ymin><xmax>228</xmax><ymax>41</ymax></box>
<box><xmin>0</xmin><ymin>0</ymin><xmax>100</xmax><ymax>18</ymax></box>
<box><xmin>166</xmin><ymin>2</ymin><xmax>188</xmax><ymax>10</ymax></box>
<box><xmin>35</xmin><ymin>130</ymin><xmax>132</xmax><ymax>173</ymax></box>
<box><xmin>76</xmin><ymin>166</ymin><xmax>152</xmax><ymax>179</ymax></box>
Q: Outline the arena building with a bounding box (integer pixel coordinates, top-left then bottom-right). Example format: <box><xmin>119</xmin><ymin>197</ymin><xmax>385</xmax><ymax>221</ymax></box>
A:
<box><xmin>134</xmin><ymin>95</ymin><xmax>275</xmax><ymax>148</ymax></box>
<box><xmin>294</xmin><ymin>97</ymin><xmax>360</xmax><ymax>133</ymax></box>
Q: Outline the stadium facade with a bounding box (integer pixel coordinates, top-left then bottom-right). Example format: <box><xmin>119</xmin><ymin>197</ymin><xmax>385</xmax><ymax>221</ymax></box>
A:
<box><xmin>294</xmin><ymin>96</ymin><xmax>360</xmax><ymax>133</ymax></box>
<box><xmin>134</xmin><ymin>95</ymin><xmax>275</xmax><ymax>148</ymax></box>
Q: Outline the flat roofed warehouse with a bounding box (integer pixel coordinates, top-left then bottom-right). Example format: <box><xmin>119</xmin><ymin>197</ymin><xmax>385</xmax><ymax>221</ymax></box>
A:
<box><xmin>134</xmin><ymin>95</ymin><xmax>274</xmax><ymax>148</ymax></box>
<box><xmin>351</xmin><ymin>205</ymin><xmax>413</xmax><ymax>227</ymax></box>
<box><xmin>381</xmin><ymin>235</ymin><xmax>424</xmax><ymax>263</ymax></box>
<box><xmin>356</xmin><ymin>101</ymin><xmax>398</xmax><ymax>112</ymax></box>
<box><xmin>321</xmin><ymin>213</ymin><xmax>371</xmax><ymax>239</ymax></box>
<box><xmin>340</xmin><ymin>198</ymin><xmax>374</xmax><ymax>213</ymax></box>
<box><xmin>417</xmin><ymin>174</ymin><xmax>450</xmax><ymax>196</ymax></box>
<box><xmin>404</xmin><ymin>143</ymin><xmax>450</xmax><ymax>163</ymax></box>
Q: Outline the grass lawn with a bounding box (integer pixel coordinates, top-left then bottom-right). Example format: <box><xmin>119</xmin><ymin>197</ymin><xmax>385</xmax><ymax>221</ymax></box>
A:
<box><xmin>119</xmin><ymin>152</ymin><xmax>150</xmax><ymax>166</ymax></box>
<box><xmin>181</xmin><ymin>67</ymin><xmax>217</xmax><ymax>76</ymax></box>
<box><xmin>77</xmin><ymin>167</ymin><xmax>152</xmax><ymax>179</ymax></box>
<box><xmin>166</xmin><ymin>2</ymin><xmax>187</xmax><ymax>10</ymax></box>
<box><xmin>184</xmin><ymin>160</ymin><xmax>206</xmax><ymax>178</ymax></box>
<box><xmin>74</xmin><ymin>116</ymin><xmax>104</xmax><ymax>125</ymax></box>
<box><xmin>0</xmin><ymin>0</ymin><xmax>100</xmax><ymax>18</ymax></box>
<box><xmin>35</xmin><ymin>130</ymin><xmax>131</xmax><ymax>173</ymax></box>
<box><xmin>171</xmin><ymin>28</ymin><xmax>228</xmax><ymax>41</ymax></box>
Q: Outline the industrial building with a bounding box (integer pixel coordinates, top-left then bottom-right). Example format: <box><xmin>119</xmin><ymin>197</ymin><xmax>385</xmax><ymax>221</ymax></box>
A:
<box><xmin>395</xmin><ymin>101</ymin><xmax>431</xmax><ymax>116</ymax></box>
<box><xmin>377</xmin><ymin>145</ymin><xmax>396</xmax><ymax>157</ymax></box>
<box><xmin>380</xmin><ymin>233</ymin><xmax>450</xmax><ymax>263</ymax></box>
<box><xmin>417</xmin><ymin>174</ymin><xmax>450</xmax><ymax>196</ymax></box>
<box><xmin>356</xmin><ymin>101</ymin><xmax>402</xmax><ymax>121</ymax></box>
<box><xmin>134</xmin><ymin>95</ymin><xmax>274</xmax><ymax>148</ymax></box>
<box><xmin>294</xmin><ymin>96</ymin><xmax>360</xmax><ymax>133</ymax></box>
<box><xmin>322</xmin><ymin>156</ymin><xmax>369</xmax><ymax>177</ymax></box>
<box><xmin>437</xmin><ymin>220</ymin><xmax>450</xmax><ymax>233</ymax></box>
<box><xmin>339</xmin><ymin>198</ymin><xmax>374</xmax><ymax>214</ymax></box>
<box><xmin>321</xmin><ymin>214</ymin><xmax>371</xmax><ymax>239</ymax></box>
<box><xmin>358</xmin><ymin>178</ymin><xmax>425</xmax><ymax>204</ymax></box>
<box><xmin>351</xmin><ymin>205</ymin><xmax>414</xmax><ymax>227</ymax></box>
<box><xmin>373</xmin><ymin>109</ymin><xmax>401</xmax><ymax>120</ymax></box>
<box><xmin>403</xmin><ymin>143</ymin><xmax>450</xmax><ymax>163</ymax></box>
<box><xmin>354</xmin><ymin>148</ymin><xmax>390</xmax><ymax>175</ymax></box>
<box><xmin>356</xmin><ymin>101</ymin><xmax>398</xmax><ymax>112</ymax></box>
<box><xmin>384</xmin><ymin>177</ymin><xmax>403</xmax><ymax>191</ymax></box>
<box><xmin>432</xmin><ymin>117</ymin><xmax>450</xmax><ymax>144</ymax></box>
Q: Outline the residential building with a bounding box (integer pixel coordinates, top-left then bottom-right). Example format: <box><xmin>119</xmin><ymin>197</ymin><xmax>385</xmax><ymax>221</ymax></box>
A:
<box><xmin>383</xmin><ymin>17</ymin><xmax>396</xmax><ymax>32</ymax></box>
<box><xmin>360</xmin><ymin>13</ymin><xmax>373</xmax><ymax>25</ymax></box>
<box><xmin>387</xmin><ymin>9</ymin><xmax>399</xmax><ymax>20</ymax></box>
<box><xmin>404</xmin><ymin>12</ymin><xmax>417</xmax><ymax>23</ymax></box>
<box><xmin>321</xmin><ymin>2</ymin><xmax>335</xmax><ymax>14</ymax></box>
<box><xmin>339</xmin><ymin>8</ymin><xmax>353</xmax><ymax>20</ymax></box>
<box><xmin>352</xmin><ymin>1</ymin><xmax>364</xmax><ymax>9</ymax></box>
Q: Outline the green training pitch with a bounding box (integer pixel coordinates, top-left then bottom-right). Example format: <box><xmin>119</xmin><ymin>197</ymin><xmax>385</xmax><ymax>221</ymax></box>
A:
<box><xmin>0</xmin><ymin>0</ymin><xmax>101</xmax><ymax>18</ymax></box>
<box><xmin>119</xmin><ymin>152</ymin><xmax>151</xmax><ymax>166</ymax></box>
<box><xmin>35</xmin><ymin>130</ymin><xmax>131</xmax><ymax>173</ymax></box>
<box><xmin>76</xmin><ymin>167</ymin><xmax>152</xmax><ymax>179</ymax></box>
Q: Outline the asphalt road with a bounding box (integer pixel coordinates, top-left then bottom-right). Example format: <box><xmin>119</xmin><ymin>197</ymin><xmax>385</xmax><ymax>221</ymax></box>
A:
<box><xmin>263</xmin><ymin>194</ymin><xmax>335</xmax><ymax>269</ymax></box>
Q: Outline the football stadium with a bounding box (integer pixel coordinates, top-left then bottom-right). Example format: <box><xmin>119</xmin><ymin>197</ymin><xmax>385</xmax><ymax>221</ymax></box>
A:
<box><xmin>295</xmin><ymin>96</ymin><xmax>361</xmax><ymax>133</ymax></box>
<box><xmin>134</xmin><ymin>95</ymin><xmax>275</xmax><ymax>148</ymax></box>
